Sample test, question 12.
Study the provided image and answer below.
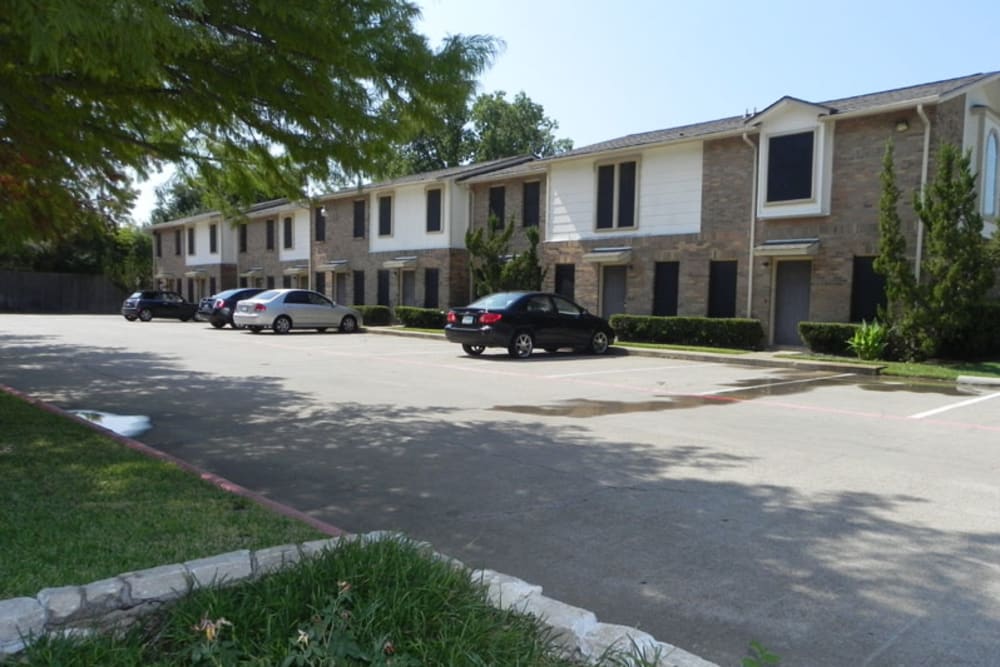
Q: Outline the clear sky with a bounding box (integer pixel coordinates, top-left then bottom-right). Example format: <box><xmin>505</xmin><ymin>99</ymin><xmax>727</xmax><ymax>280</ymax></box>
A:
<box><xmin>131</xmin><ymin>0</ymin><xmax>1000</xmax><ymax>222</ymax></box>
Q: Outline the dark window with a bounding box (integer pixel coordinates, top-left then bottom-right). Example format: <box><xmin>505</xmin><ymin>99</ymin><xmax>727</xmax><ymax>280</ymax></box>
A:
<box><xmin>767</xmin><ymin>131</ymin><xmax>814</xmax><ymax>202</ymax></box>
<box><xmin>239</xmin><ymin>276</ymin><xmax>248</xmax><ymax>288</ymax></box>
<box><xmin>378</xmin><ymin>195</ymin><xmax>392</xmax><ymax>236</ymax></box>
<box><xmin>424</xmin><ymin>268</ymin><xmax>439</xmax><ymax>308</ymax></box>
<box><xmin>283</xmin><ymin>217</ymin><xmax>293</xmax><ymax>249</ymax></box>
<box><xmin>708</xmin><ymin>260</ymin><xmax>738</xmax><ymax>318</ymax></box>
<box><xmin>315</xmin><ymin>207</ymin><xmax>326</xmax><ymax>242</ymax></box>
<box><xmin>266</xmin><ymin>219</ymin><xmax>275</xmax><ymax>250</ymax></box>
<box><xmin>653</xmin><ymin>261</ymin><xmax>679</xmax><ymax>316</ymax></box>
<box><xmin>488</xmin><ymin>186</ymin><xmax>505</xmax><ymax>226</ymax></box>
<box><xmin>239</xmin><ymin>224</ymin><xmax>247</xmax><ymax>252</ymax></box>
<box><xmin>209</xmin><ymin>277</ymin><xmax>216</xmax><ymax>296</ymax></box>
<box><xmin>596</xmin><ymin>161</ymin><xmax>637</xmax><ymax>229</ymax></box>
<box><xmin>187</xmin><ymin>227</ymin><xmax>195</xmax><ymax>255</ymax></box>
<box><xmin>618</xmin><ymin>161</ymin><xmax>636</xmax><ymax>228</ymax></box>
<box><xmin>353</xmin><ymin>270</ymin><xmax>365</xmax><ymax>305</ymax></box>
<box><xmin>426</xmin><ymin>189</ymin><xmax>442</xmax><ymax>232</ymax></box>
<box><xmin>174</xmin><ymin>229</ymin><xmax>181</xmax><ymax>255</ymax></box>
<box><xmin>354</xmin><ymin>200</ymin><xmax>366</xmax><ymax>238</ymax></box>
<box><xmin>282</xmin><ymin>275</ymin><xmax>291</xmax><ymax>288</ymax></box>
<box><xmin>523</xmin><ymin>181</ymin><xmax>540</xmax><ymax>227</ymax></box>
<box><xmin>315</xmin><ymin>271</ymin><xmax>326</xmax><ymax>297</ymax></box>
<box><xmin>377</xmin><ymin>269</ymin><xmax>390</xmax><ymax>306</ymax></box>
<box><xmin>209</xmin><ymin>224</ymin><xmax>217</xmax><ymax>253</ymax></box>
<box><xmin>266</xmin><ymin>276</ymin><xmax>275</xmax><ymax>289</ymax></box>
<box><xmin>596</xmin><ymin>165</ymin><xmax>615</xmax><ymax>229</ymax></box>
<box><xmin>850</xmin><ymin>256</ymin><xmax>887</xmax><ymax>322</ymax></box>
<box><xmin>555</xmin><ymin>264</ymin><xmax>575</xmax><ymax>301</ymax></box>
<box><xmin>186</xmin><ymin>280</ymin><xmax>193</xmax><ymax>302</ymax></box>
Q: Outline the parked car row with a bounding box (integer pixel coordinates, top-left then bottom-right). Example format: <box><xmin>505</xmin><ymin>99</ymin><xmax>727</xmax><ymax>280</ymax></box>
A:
<box><xmin>121</xmin><ymin>288</ymin><xmax>615</xmax><ymax>359</ymax></box>
<box><xmin>121</xmin><ymin>288</ymin><xmax>362</xmax><ymax>334</ymax></box>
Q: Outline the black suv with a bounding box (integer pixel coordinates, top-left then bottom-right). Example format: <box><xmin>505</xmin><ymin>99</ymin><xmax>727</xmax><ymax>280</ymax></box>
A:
<box><xmin>121</xmin><ymin>290</ymin><xmax>198</xmax><ymax>322</ymax></box>
<box><xmin>198</xmin><ymin>288</ymin><xmax>266</xmax><ymax>328</ymax></box>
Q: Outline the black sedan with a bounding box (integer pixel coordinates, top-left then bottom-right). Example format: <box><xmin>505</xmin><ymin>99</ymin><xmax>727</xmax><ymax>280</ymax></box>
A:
<box><xmin>121</xmin><ymin>290</ymin><xmax>198</xmax><ymax>322</ymax></box>
<box><xmin>445</xmin><ymin>291</ymin><xmax>615</xmax><ymax>358</ymax></box>
<box><xmin>197</xmin><ymin>287</ymin><xmax>266</xmax><ymax>328</ymax></box>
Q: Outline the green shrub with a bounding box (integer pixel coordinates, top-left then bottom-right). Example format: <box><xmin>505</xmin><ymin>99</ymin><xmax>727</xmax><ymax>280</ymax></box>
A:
<box><xmin>394</xmin><ymin>306</ymin><xmax>446</xmax><ymax>329</ymax></box>
<box><xmin>847</xmin><ymin>320</ymin><xmax>888</xmax><ymax>360</ymax></box>
<box><xmin>610</xmin><ymin>315</ymin><xmax>764</xmax><ymax>350</ymax></box>
<box><xmin>798</xmin><ymin>322</ymin><xmax>859</xmax><ymax>355</ymax></box>
<box><xmin>353</xmin><ymin>305</ymin><xmax>391</xmax><ymax>326</ymax></box>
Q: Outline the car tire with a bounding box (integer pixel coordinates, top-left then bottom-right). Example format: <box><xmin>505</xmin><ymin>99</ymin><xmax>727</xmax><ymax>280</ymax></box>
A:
<box><xmin>508</xmin><ymin>331</ymin><xmax>534</xmax><ymax>359</ymax></box>
<box><xmin>180</xmin><ymin>316</ymin><xmax>192</xmax><ymax>322</ymax></box>
<box><xmin>339</xmin><ymin>315</ymin><xmax>357</xmax><ymax>333</ymax></box>
<box><xmin>124</xmin><ymin>315</ymin><xmax>137</xmax><ymax>322</ymax></box>
<box><xmin>138</xmin><ymin>309</ymin><xmax>152</xmax><ymax>322</ymax></box>
<box><xmin>589</xmin><ymin>330</ymin><xmax>610</xmax><ymax>355</ymax></box>
<box><xmin>273</xmin><ymin>316</ymin><xmax>292</xmax><ymax>334</ymax></box>
<box><xmin>210</xmin><ymin>320</ymin><xmax>225</xmax><ymax>329</ymax></box>
<box><xmin>249</xmin><ymin>326</ymin><xmax>262</xmax><ymax>334</ymax></box>
<box><xmin>462</xmin><ymin>344</ymin><xmax>486</xmax><ymax>356</ymax></box>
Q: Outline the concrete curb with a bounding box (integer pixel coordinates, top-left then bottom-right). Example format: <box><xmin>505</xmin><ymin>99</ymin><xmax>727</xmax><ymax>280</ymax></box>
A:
<box><xmin>957</xmin><ymin>374</ymin><xmax>1000</xmax><ymax>386</ymax></box>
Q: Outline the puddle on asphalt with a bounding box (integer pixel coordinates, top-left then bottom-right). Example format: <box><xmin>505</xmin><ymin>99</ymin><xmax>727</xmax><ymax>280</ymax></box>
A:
<box><xmin>856</xmin><ymin>381</ymin><xmax>970</xmax><ymax>396</ymax></box>
<box><xmin>491</xmin><ymin>396</ymin><xmax>728</xmax><ymax>418</ymax></box>
<box><xmin>69</xmin><ymin>410</ymin><xmax>152</xmax><ymax>437</ymax></box>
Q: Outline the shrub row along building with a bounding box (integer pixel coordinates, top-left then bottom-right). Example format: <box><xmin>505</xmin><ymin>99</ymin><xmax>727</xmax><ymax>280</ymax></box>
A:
<box><xmin>153</xmin><ymin>71</ymin><xmax>1000</xmax><ymax>345</ymax></box>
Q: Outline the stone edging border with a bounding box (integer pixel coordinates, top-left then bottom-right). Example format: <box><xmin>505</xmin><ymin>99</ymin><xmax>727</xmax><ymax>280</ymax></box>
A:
<box><xmin>0</xmin><ymin>531</ymin><xmax>716</xmax><ymax>666</ymax></box>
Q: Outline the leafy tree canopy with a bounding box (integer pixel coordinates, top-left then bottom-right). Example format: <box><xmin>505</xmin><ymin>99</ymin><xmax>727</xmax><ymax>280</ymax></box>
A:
<box><xmin>1</xmin><ymin>0</ymin><xmax>498</xmax><ymax>244</ymax></box>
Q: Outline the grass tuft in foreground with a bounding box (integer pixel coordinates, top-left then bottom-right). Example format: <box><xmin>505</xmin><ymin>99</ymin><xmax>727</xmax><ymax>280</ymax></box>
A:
<box><xmin>16</xmin><ymin>537</ymin><xmax>581</xmax><ymax>666</ymax></box>
<box><xmin>0</xmin><ymin>391</ymin><xmax>323</xmax><ymax>599</ymax></box>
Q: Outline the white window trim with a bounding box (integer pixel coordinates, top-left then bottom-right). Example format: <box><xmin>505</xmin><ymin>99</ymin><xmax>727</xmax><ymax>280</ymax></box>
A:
<box><xmin>282</xmin><ymin>216</ymin><xmax>294</xmax><ymax>250</ymax></box>
<box><xmin>762</xmin><ymin>128</ymin><xmax>819</xmax><ymax>206</ymax></box>
<box><xmin>425</xmin><ymin>186</ymin><xmax>444</xmax><ymax>234</ymax></box>
<box><xmin>209</xmin><ymin>223</ymin><xmax>218</xmax><ymax>255</ymax></box>
<box><xmin>376</xmin><ymin>193</ymin><xmax>394</xmax><ymax>238</ymax></box>
<box><xmin>593</xmin><ymin>157</ymin><xmax>640</xmax><ymax>232</ymax></box>
<box><xmin>983</xmin><ymin>129</ymin><xmax>999</xmax><ymax>218</ymax></box>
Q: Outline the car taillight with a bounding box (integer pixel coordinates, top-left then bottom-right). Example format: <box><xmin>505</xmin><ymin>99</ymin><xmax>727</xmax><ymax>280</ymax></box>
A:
<box><xmin>214</xmin><ymin>299</ymin><xmax>225</xmax><ymax>308</ymax></box>
<box><xmin>446</xmin><ymin>311</ymin><xmax>457</xmax><ymax>324</ymax></box>
<box><xmin>254</xmin><ymin>303</ymin><xmax>266</xmax><ymax>312</ymax></box>
<box><xmin>480</xmin><ymin>313</ymin><xmax>502</xmax><ymax>325</ymax></box>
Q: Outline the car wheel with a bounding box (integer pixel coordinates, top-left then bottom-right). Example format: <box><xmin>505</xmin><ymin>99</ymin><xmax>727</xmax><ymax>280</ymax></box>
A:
<box><xmin>508</xmin><ymin>331</ymin><xmax>534</xmax><ymax>359</ymax></box>
<box><xmin>273</xmin><ymin>316</ymin><xmax>292</xmax><ymax>334</ymax></box>
<box><xmin>180</xmin><ymin>316</ymin><xmax>192</xmax><ymax>322</ymax></box>
<box><xmin>249</xmin><ymin>326</ymin><xmax>262</xmax><ymax>334</ymax></box>
<box><xmin>589</xmin><ymin>330</ymin><xmax>610</xmax><ymax>355</ymax></box>
<box><xmin>210</xmin><ymin>320</ymin><xmax>225</xmax><ymax>329</ymax></box>
<box><xmin>339</xmin><ymin>315</ymin><xmax>357</xmax><ymax>333</ymax></box>
<box><xmin>124</xmin><ymin>315</ymin><xmax>137</xmax><ymax>322</ymax></box>
<box><xmin>138</xmin><ymin>308</ymin><xmax>152</xmax><ymax>322</ymax></box>
<box><xmin>462</xmin><ymin>344</ymin><xmax>485</xmax><ymax>356</ymax></box>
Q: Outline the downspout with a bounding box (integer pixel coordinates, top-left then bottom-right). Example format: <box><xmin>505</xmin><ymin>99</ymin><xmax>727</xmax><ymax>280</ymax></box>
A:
<box><xmin>742</xmin><ymin>131</ymin><xmax>758</xmax><ymax>318</ymax></box>
<box><xmin>915</xmin><ymin>103</ymin><xmax>931</xmax><ymax>281</ymax></box>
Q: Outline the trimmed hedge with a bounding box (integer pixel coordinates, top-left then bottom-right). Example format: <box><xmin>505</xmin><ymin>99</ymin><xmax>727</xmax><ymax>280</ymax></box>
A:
<box><xmin>798</xmin><ymin>321</ymin><xmax>859</xmax><ymax>355</ymax></box>
<box><xmin>353</xmin><ymin>305</ymin><xmax>391</xmax><ymax>326</ymax></box>
<box><xmin>394</xmin><ymin>306</ymin><xmax>446</xmax><ymax>329</ymax></box>
<box><xmin>609</xmin><ymin>314</ymin><xmax>765</xmax><ymax>350</ymax></box>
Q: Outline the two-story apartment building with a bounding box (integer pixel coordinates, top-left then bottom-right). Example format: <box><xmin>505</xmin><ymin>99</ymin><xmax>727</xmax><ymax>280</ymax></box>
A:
<box><xmin>151</xmin><ymin>210</ymin><xmax>235</xmax><ymax>302</ymax></box>
<box><xmin>233</xmin><ymin>199</ymin><xmax>311</xmax><ymax>290</ymax></box>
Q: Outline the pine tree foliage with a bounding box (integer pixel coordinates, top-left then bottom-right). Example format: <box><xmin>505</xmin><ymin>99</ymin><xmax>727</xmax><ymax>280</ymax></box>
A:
<box><xmin>465</xmin><ymin>215</ymin><xmax>545</xmax><ymax>297</ymax></box>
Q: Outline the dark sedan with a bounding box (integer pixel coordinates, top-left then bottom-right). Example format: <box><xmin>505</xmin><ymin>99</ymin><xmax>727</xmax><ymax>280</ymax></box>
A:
<box><xmin>121</xmin><ymin>290</ymin><xmax>198</xmax><ymax>322</ymax></box>
<box><xmin>197</xmin><ymin>287</ymin><xmax>266</xmax><ymax>328</ymax></box>
<box><xmin>445</xmin><ymin>291</ymin><xmax>615</xmax><ymax>358</ymax></box>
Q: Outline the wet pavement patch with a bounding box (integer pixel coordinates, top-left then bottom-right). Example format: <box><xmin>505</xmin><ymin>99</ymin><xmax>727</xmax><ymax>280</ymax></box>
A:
<box><xmin>69</xmin><ymin>410</ymin><xmax>152</xmax><ymax>437</ymax></box>
<box><xmin>491</xmin><ymin>396</ymin><xmax>731</xmax><ymax>418</ymax></box>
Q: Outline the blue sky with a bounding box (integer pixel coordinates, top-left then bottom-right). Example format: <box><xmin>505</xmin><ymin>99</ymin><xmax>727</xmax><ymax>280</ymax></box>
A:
<box><xmin>131</xmin><ymin>0</ymin><xmax>1000</xmax><ymax>221</ymax></box>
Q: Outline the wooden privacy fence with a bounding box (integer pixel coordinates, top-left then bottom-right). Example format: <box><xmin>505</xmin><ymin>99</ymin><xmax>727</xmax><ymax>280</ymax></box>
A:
<box><xmin>0</xmin><ymin>271</ymin><xmax>127</xmax><ymax>314</ymax></box>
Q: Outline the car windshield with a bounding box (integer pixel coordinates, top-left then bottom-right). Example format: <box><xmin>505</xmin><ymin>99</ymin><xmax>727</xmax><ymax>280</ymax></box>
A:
<box><xmin>128</xmin><ymin>292</ymin><xmax>143</xmax><ymax>299</ymax></box>
<box><xmin>468</xmin><ymin>293</ymin><xmax>523</xmax><ymax>310</ymax></box>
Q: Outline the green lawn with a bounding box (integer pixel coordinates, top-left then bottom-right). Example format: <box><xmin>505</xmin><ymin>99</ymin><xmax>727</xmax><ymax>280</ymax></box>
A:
<box><xmin>774</xmin><ymin>354</ymin><xmax>1000</xmax><ymax>381</ymax></box>
<box><xmin>0</xmin><ymin>391</ymin><xmax>324</xmax><ymax>599</ymax></box>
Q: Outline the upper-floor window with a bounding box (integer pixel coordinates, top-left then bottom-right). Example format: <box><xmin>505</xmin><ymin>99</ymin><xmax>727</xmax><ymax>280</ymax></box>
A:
<box><xmin>187</xmin><ymin>227</ymin><xmax>195</xmax><ymax>255</ymax></box>
<box><xmin>984</xmin><ymin>130</ymin><xmax>998</xmax><ymax>218</ymax></box>
<box><xmin>265</xmin><ymin>219</ymin><xmax>275</xmax><ymax>250</ymax></box>
<box><xmin>283</xmin><ymin>216</ymin><xmax>293</xmax><ymax>249</ymax></box>
<box><xmin>596</xmin><ymin>160</ymin><xmax>636</xmax><ymax>229</ymax></box>
<box><xmin>315</xmin><ymin>207</ymin><xmax>326</xmax><ymax>242</ymax></box>
<box><xmin>523</xmin><ymin>181</ymin><xmax>540</xmax><ymax>227</ymax></box>
<box><xmin>239</xmin><ymin>223</ymin><xmax>247</xmax><ymax>252</ymax></box>
<box><xmin>488</xmin><ymin>186</ymin><xmax>505</xmax><ymax>226</ymax></box>
<box><xmin>354</xmin><ymin>200</ymin><xmax>366</xmax><ymax>238</ymax></box>
<box><xmin>174</xmin><ymin>229</ymin><xmax>181</xmax><ymax>255</ymax></box>
<box><xmin>766</xmin><ymin>131</ymin><xmax>814</xmax><ymax>202</ymax></box>
<box><xmin>426</xmin><ymin>188</ymin><xmax>442</xmax><ymax>232</ymax></box>
<box><xmin>378</xmin><ymin>195</ymin><xmax>392</xmax><ymax>236</ymax></box>
<box><xmin>209</xmin><ymin>224</ymin><xmax>217</xmax><ymax>253</ymax></box>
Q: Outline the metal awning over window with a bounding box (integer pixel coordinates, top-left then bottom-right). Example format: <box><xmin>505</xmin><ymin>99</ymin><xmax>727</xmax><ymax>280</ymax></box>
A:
<box><xmin>754</xmin><ymin>238</ymin><xmax>820</xmax><ymax>257</ymax></box>
<box><xmin>383</xmin><ymin>256</ymin><xmax>417</xmax><ymax>269</ymax></box>
<box><xmin>283</xmin><ymin>265</ymin><xmax>309</xmax><ymax>276</ymax></box>
<box><xmin>316</xmin><ymin>260</ymin><xmax>350</xmax><ymax>273</ymax></box>
<box><xmin>582</xmin><ymin>247</ymin><xmax>632</xmax><ymax>264</ymax></box>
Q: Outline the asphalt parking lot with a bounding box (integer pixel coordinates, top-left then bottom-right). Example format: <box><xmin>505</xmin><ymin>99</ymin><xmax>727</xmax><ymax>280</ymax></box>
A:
<box><xmin>2</xmin><ymin>314</ymin><xmax>1000</xmax><ymax>666</ymax></box>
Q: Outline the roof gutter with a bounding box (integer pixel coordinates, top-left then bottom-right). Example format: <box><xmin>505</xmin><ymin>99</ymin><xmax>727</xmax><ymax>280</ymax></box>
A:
<box><xmin>915</xmin><ymin>103</ymin><xmax>931</xmax><ymax>281</ymax></box>
<box><xmin>742</xmin><ymin>131</ymin><xmax>758</xmax><ymax>318</ymax></box>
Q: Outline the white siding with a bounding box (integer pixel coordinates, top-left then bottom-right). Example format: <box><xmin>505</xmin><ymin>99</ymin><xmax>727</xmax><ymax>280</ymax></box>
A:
<box><xmin>547</xmin><ymin>143</ymin><xmax>703</xmax><ymax>242</ymax></box>
<box><xmin>370</xmin><ymin>182</ymin><xmax>459</xmax><ymax>252</ymax></box>
<box><xmin>186</xmin><ymin>217</ymin><xmax>224</xmax><ymax>266</ymax></box>
<box><xmin>279</xmin><ymin>209</ymin><xmax>310</xmax><ymax>261</ymax></box>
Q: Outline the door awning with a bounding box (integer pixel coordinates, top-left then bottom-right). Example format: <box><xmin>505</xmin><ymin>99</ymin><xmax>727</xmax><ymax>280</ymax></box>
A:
<box><xmin>316</xmin><ymin>260</ymin><xmax>351</xmax><ymax>273</ymax></box>
<box><xmin>154</xmin><ymin>272</ymin><xmax>174</xmax><ymax>280</ymax></box>
<box><xmin>754</xmin><ymin>238</ymin><xmax>820</xmax><ymax>257</ymax></box>
<box><xmin>239</xmin><ymin>267</ymin><xmax>263</xmax><ymax>278</ymax></box>
<box><xmin>582</xmin><ymin>247</ymin><xmax>632</xmax><ymax>264</ymax></box>
<box><xmin>183</xmin><ymin>270</ymin><xmax>207</xmax><ymax>278</ymax></box>
<box><xmin>383</xmin><ymin>256</ymin><xmax>417</xmax><ymax>269</ymax></box>
<box><xmin>283</xmin><ymin>265</ymin><xmax>309</xmax><ymax>276</ymax></box>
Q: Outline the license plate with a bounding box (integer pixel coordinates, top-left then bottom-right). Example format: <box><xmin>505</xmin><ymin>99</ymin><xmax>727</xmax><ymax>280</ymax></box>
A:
<box><xmin>462</xmin><ymin>315</ymin><xmax>474</xmax><ymax>325</ymax></box>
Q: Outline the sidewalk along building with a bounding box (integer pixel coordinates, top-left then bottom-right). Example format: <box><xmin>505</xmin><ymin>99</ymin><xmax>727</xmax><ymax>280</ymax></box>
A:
<box><xmin>465</xmin><ymin>71</ymin><xmax>1000</xmax><ymax>345</ymax></box>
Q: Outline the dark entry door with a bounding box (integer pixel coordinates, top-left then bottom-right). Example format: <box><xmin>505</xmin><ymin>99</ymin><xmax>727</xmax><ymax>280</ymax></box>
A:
<box><xmin>601</xmin><ymin>265</ymin><xmax>627</xmax><ymax>319</ymax></box>
<box><xmin>774</xmin><ymin>260</ymin><xmax>811</xmax><ymax>346</ymax></box>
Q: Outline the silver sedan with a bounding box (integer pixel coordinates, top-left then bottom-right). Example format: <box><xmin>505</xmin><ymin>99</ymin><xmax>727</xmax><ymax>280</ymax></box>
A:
<box><xmin>232</xmin><ymin>289</ymin><xmax>362</xmax><ymax>334</ymax></box>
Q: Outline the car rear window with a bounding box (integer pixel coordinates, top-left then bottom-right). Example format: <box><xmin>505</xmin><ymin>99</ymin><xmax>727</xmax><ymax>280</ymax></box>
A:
<box><xmin>468</xmin><ymin>293</ymin><xmax>522</xmax><ymax>310</ymax></box>
<box><xmin>255</xmin><ymin>290</ymin><xmax>281</xmax><ymax>301</ymax></box>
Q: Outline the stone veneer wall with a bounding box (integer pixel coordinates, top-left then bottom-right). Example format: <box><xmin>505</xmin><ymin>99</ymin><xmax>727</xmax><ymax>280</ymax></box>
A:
<box><xmin>0</xmin><ymin>532</ymin><xmax>716</xmax><ymax>667</ymax></box>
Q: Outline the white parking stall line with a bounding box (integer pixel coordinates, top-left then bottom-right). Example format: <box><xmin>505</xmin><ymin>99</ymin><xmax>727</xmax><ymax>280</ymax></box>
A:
<box><xmin>545</xmin><ymin>363</ymin><xmax>715</xmax><ymax>379</ymax></box>
<box><xmin>698</xmin><ymin>372</ymin><xmax>857</xmax><ymax>396</ymax></box>
<box><xmin>908</xmin><ymin>391</ymin><xmax>1000</xmax><ymax>420</ymax></box>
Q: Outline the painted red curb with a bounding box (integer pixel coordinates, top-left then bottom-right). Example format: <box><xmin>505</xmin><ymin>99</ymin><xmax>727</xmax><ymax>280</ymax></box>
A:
<box><xmin>2</xmin><ymin>384</ymin><xmax>345</xmax><ymax>537</ymax></box>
